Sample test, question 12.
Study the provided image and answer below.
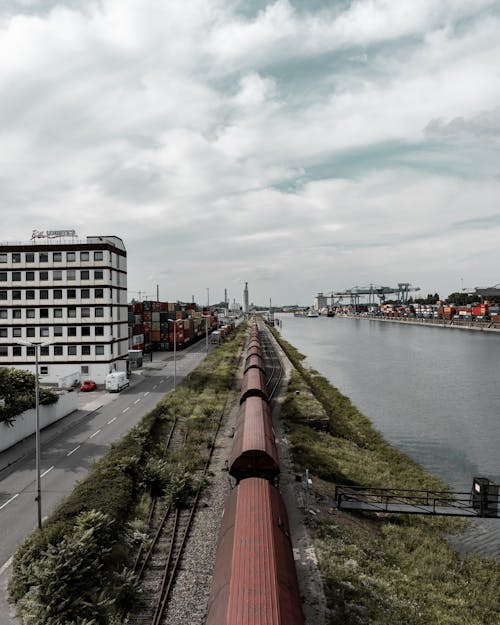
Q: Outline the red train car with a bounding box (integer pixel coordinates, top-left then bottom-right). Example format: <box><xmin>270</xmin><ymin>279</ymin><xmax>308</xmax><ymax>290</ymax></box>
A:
<box><xmin>244</xmin><ymin>353</ymin><xmax>266</xmax><ymax>375</ymax></box>
<box><xmin>206</xmin><ymin>478</ymin><xmax>304</xmax><ymax>625</ymax></box>
<box><xmin>230</xmin><ymin>396</ymin><xmax>279</xmax><ymax>482</ymax></box>
<box><xmin>247</xmin><ymin>338</ymin><xmax>261</xmax><ymax>351</ymax></box>
<box><xmin>246</xmin><ymin>345</ymin><xmax>262</xmax><ymax>360</ymax></box>
<box><xmin>240</xmin><ymin>367</ymin><xmax>268</xmax><ymax>405</ymax></box>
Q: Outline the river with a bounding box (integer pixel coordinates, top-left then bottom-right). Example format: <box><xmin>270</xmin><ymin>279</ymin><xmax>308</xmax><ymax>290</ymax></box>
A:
<box><xmin>275</xmin><ymin>314</ymin><xmax>500</xmax><ymax>494</ymax></box>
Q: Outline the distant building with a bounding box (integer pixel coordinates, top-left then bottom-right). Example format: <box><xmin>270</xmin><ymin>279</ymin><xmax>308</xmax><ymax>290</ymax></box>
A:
<box><xmin>0</xmin><ymin>234</ymin><xmax>128</xmax><ymax>385</ymax></box>
<box><xmin>243</xmin><ymin>282</ymin><xmax>249</xmax><ymax>314</ymax></box>
<box><xmin>314</xmin><ymin>292</ymin><xmax>328</xmax><ymax>311</ymax></box>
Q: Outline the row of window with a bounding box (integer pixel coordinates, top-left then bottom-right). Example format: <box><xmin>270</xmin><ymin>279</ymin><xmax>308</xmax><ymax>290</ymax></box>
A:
<box><xmin>0</xmin><ymin>269</ymin><xmax>106</xmax><ymax>281</ymax></box>
<box><xmin>0</xmin><ymin>251</ymin><xmax>105</xmax><ymax>263</ymax></box>
<box><xmin>0</xmin><ymin>288</ymin><xmax>106</xmax><ymax>301</ymax></box>
<box><xmin>0</xmin><ymin>344</ymin><xmax>108</xmax><ymax>357</ymax></box>
<box><xmin>0</xmin><ymin>325</ymin><xmax>107</xmax><ymax>338</ymax></box>
<box><xmin>0</xmin><ymin>307</ymin><xmax>107</xmax><ymax>319</ymax></box>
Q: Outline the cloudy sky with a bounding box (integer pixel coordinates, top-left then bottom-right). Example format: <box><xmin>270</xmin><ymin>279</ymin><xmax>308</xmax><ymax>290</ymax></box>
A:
<box><xmin>1</xmin><ymin>0</ymin><xmax>500</xmax><ymax>306</ymax></box>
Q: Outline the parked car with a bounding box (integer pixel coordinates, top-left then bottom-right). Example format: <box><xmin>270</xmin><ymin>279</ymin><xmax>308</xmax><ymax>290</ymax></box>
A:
<box><xmin>80</xmin><ymin>379</ymin><xmax>97</xmax><ymax>392</ymax></box>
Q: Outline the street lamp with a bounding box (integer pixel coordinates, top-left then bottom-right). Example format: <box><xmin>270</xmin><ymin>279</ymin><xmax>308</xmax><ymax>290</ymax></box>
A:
<box><xmin>205</xmin><ymin>315</ymin><xmax>209</xmax><ymax>353</ymax></box>
<box><xmin>17</xmin><ymin>339</ymin><xmax>53</xmax><ymax>529</ymax></box>
<box><xmin>167</xmin><ymin>319</ymin><xmax>181</xmax><ymax>390</ymax></box>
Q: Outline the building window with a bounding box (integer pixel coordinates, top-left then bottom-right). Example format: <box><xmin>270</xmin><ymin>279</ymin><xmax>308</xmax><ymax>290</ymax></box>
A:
<box><xmin>53</xmin><ymin>252</ymin><xmax>62</xmax><ymax>262</ymax></box>
<box><xmin>54</xmin><ymin>345</ymin><xmax>63</xmax><ymax>356</ymax></box>
<box><xmin>67</xmin><ymin>252</ymin><xmax>76</xmax><ymax>262</ymax></box>
<box><xmin>27</xmin><ymin>328</ymin><xmax>35</xmax><ymax>337</ymax></box>
<box><xmin>68</xmin><ymin>346</ymin><xmax>77</xmax><ymax>355</ymax></box>
<box><xmin>40</xmin><ymin>327</ymin><xmax>50</xmax><ymax>337</ymax></box>
<box><xmin>27</xmin><ymin>346</ymin><xmax>35</xmax><ymax>356</ymax></box>
<box><xmin>0</xmin><ymin>309</ymin><xmax>7</xmax><ymax>318</ymax></box>
<box><xmin>13</xmin><ymin>328</ymin><xmax>22</xmax><ymax>337</ymax></box>
<box><xmin>95</xmin><ymin>307</ymin><xmax>104</xmax><ymax>318</ymax></box>
<box><xmin>0</xmin><ymin>291</ymin><xmax>6</xmax><ymax>300</ymax></box>
<box><xmin>0</xmin><ymin>254</ymin><xmax>6</xmax><ymax>263</ymax></box>
<box><xmin>94</xmin><ymin>251</ymin><xmax>104</xmax><ymax>261</ymax></box>
<box><xmin>13</xmin><ymin>309</ymin><xmax>22</xmax><ymax>319</ymax></box>
<box><xmin>81</xmin><ymin>307</ymin><xmax>90</xmax><ymax>318</ymax></box>
<box><xmin>0</xmin><ymin>328</ymin><xmax>7</xmax><ymax>337</ymax></box>
<box><xmin>81</xmin><ymin>289</ymin><xmax>90</xmax><ymax>298</ymax></box>
<box><xmin>26</xmin><ymin>271</ymin><xmax>35</xmax><ymax>281</ymax></box>
<box><xmin>40</xmin><ymin>290</ymin><xmax>49</xmax><ymax>299</ymax></box>
<box><xmin>54</xmin><ymin>326</ymin><xmax>63</xmax><ymax>336</ymax></box>
<box><xmin>81</xmin><ymin>326</ymin><xmax>91</xmax><ymax>336</ymax></box>
<box><xmin>54</xmin><ymin>289</ymin><xmax>63</xmax><ymax>299</ymax></box>
<box><xmin>67</xmin><ymin>289</ymin><xmax>76</xmax><ymax>298</ymax></box>
<box><xmin>95</xmin><ymin>345</ymin><xmax>105</xmax><ymax>355</ymax></box>
<box><xmin>40</xmin><ymin>271</ymin><xmax>49</xmax><ymax>281</ymax></box>
<box><xmin>13</xmin><ymin>346</ymin><xmax>22</xmax><ymax>356</ymax></box>
<box><xmin>12</xmin><ymin>253</ymin><xmax>21</xmax><ymax>263</ymax></box>
<box><xmin>0</xmin><ymin>346</ymin><xmax>8</xmax><ymax>357</ymax></box>
<box><xmin>26</xmin><ymin>309</ymin><xmax>35</xmax><ymax>318</ymax></box>
<box><xmin>95</xmin><ymin>326</ymin><xmax>104</xmax><ymax>336</ymax></box>
<box><xmin>0</xmin><ymin>273</ymin><xmax>6</xmax><ymax>281</ymax></box>
<box><xmin>67</xmin><ymin>270</ymin><xmax>76</xmax><ymax>280</ymax></box>
<box><xmin>94</xmin><ymin>288</ymin><xmax>104</xmax><ymax>298</ymax></box>
<box><xmin>40</xmin><ymin>366</ymin><xmax>49</xmax><ymax>374</ymax></box>
<box><xmin>94</xmin><ymin>270</ymin><xmax>104</xmax><ymax>280</ymax></box>
<box><xmin>81</xmin><ymin>270</ymin><xmax>90</xmax><ymax>280</ymax></box>
<box><xmin>68</xmin><ymin>327</ymin><xmax>77</xmax><ymax>337</ymax></box>
<box><xmin>40</xmin><ymin>347</ymin><xmax>49</xmax><ymax>356</ymax></box>
<box><xmin>12</xmin><ymin>291</ymin><xmax>22</xmax><ymax>300</ymax></box>
<box><xmin>12</xmin><ymin>272</ymin><xmax>21</xmax><ymax>281</ymax></box>
<box><xmin>80</xmin><ymin>252</ymin><xmax>89</xmax><ymax>261</ymax></box>
<box><xmin>68</xmin><ymin>307</ymin><xmax>77</xmax><ymax>318</ymax></box>
<box><xmin>53</xmin><ymin>270</ymin><xmax>63</xmax><ymax>281</ymax></box>
<box><xmin>26</xmin><ymin>290</ymin><xmax>35</xmax><ymax>299</ymax></box>
<box><xmin>81</xmin><ymin>365</ymin><xmax>89</xmax><ymax>374</ymax></box>
<box><xmin>82</xmin><ymin>345</ymin><xmax>91</xmax><ymax>356</ymax></box>
<box><xmin>40</xmin><ymin>309</ymin><xmax>49</xmax><ymax>318</ymax></box>
<box><xmin>26</xmin><ymin>252</ymin><xmax>35</xmax><ymax>263</ymax></box>
<box><xmin>40</xmin><ymin>253</ymin><xmax>48</xmax><ymax>262</ymax></box>
<box><xmin>54</xmin><ymin>308</ymin><xmax>63</xmax><ymax>318</ymax></box>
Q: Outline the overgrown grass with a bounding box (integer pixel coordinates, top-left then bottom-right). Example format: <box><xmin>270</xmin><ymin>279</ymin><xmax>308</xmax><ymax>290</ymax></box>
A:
<box><xmin>273</xmin><ymin>330</ymin><xmax>500</xmax><ymax>625</ymax></box>
<box><xmin>9</xmin><ymin>324</ymin><xmax>247</xmax><ymax>625</ymax></box>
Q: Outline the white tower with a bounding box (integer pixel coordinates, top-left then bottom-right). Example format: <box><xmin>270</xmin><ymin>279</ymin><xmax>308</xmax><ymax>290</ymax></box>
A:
<box><xmin>243</xmin><ymin>282</ymin><xmax>249</xmax><ymax>314</ymax></box>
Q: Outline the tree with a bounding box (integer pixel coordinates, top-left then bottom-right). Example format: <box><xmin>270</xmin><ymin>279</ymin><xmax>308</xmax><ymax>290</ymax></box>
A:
<box><xmin>0</xmin><ymin>368</ymin><xmax>58</xmax><ymax>426</ymax></box>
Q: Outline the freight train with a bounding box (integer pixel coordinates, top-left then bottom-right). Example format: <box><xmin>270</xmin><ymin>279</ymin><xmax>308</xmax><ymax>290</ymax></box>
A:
<box><xmin>205</xmin><ymin>323</ymin><xmax>305</xmax><ymax>625</ymax></box>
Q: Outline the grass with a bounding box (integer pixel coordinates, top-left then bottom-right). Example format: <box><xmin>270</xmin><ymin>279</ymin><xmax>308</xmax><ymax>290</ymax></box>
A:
<box><xmin>273</xmin><ymin>330</ymin><xmax>500</xmax><ymax>625</ymax></box>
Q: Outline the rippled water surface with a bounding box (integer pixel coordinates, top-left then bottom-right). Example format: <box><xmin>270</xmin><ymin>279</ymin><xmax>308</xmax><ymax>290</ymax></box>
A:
<box><xmin>276</xmin><ymin>314</ymin><xmax>500</xmax><ymax>492</ymax></box>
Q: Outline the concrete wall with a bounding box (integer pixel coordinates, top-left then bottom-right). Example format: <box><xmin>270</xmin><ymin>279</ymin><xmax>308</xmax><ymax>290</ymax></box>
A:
<box><xmin>0</xmin><ymin>391</ymin><xmax>77</xmax><ymax>453</ymax></box>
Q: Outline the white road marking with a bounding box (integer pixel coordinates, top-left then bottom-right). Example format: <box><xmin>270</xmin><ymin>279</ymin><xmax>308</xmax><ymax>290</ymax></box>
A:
<box><xmin>107</xmin><ymin>416</ymin><xmax>117</xmax><ymax>424</ymax></box>
<box><xmin>89</xmin><ymin>429</ymin><xmax>101</xmax><ymax>439</ymax></box>
<box><xmin>41</xmin><ymin>466</ymin><xmax>54</xmax><ymax>478</ymax></box>
<box><xmin>144</xmin><ymin>391</ymin><xmax>150</xmax><ymax>397</ymax></box>
<box><xmin>0</xmin><ymin>494</ymin><xmax>19</xmax><ymax>511</ymax></box>
<box><xmin>134</xmin><ymin>398</ymin><xmax>141</xmax><ymax>404</ymax></box>
<box><xmin>0</xmin><ymin>556</ymin><xmax>13</xmax><ymax>577</ymax></box>
<box><xmin>67</xmin><ymin>446</ymin><xmax>80</xmax><ymax>456</ymax></box>
<box><xmin>122</xmin><ymin>407</ymin><xmax>130</xmax><ymax>413</ymax></box>
<box><xmin>152</xmin><ymin>385</ymin><xmax>158</xmax><ymax>389</ymax></box>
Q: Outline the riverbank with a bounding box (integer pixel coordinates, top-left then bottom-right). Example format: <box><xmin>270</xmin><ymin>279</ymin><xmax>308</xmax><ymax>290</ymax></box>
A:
<box><xmin>272</xmin><ymin>327</ymin><xmax>500</xmax><ymax>625</ymax></box>
<box><xmin>338</xmin><ymin>312</ymin><xmax>500</xmax><ymax>333</ymax></box>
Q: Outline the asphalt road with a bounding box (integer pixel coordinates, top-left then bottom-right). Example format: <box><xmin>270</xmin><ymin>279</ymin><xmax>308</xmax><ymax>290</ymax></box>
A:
<box><xmin>0</xmin><ymin>341</ymin><xmax>213</xmax><ymax>625</ymax></box>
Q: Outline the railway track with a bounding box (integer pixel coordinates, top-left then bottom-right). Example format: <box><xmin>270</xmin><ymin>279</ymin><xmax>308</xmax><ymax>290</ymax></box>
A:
<box><xmin>128</xmin><ymin>402</ymin><xmax>228</xmax><ymax>625</ymax></box>
<box><xmin>258</xmin><ymin>322</ymin><xmax>284</xmax><ymax>400</ymax></box>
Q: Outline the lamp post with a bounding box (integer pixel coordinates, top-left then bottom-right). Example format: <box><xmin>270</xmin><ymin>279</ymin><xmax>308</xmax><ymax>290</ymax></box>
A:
<box><xmin>168</xmin><ymin>319</ymin><xmax>180</xmax><ymax>389</ymax></box>
<box><xmin>17</xmin><ymin>340</ymin><xmax>52</xmax><ymax>529</ymax></box>
<box><xmin>205</xmin><ymin>315</ymin><xmax>209</xmax><ymax>353</ymax></box>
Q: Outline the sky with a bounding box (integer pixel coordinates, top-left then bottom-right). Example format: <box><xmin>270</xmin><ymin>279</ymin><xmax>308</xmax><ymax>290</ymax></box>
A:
<box><xmin>1</xmin><ymin>0</ymin><xmax>500</xmax><ymax>307</ymax></box>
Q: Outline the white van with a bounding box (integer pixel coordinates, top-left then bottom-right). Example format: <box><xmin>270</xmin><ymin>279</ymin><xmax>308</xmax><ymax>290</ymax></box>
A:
<box><xmin>105</xmin><ymin>372</ymin><xmax>130</xmax><ymax>393</ymax></box>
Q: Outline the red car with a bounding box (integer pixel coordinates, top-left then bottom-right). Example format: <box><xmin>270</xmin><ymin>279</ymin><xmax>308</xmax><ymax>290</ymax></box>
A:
<box><xmin>80</xmin><ymin>379</ymin><xmax>97</xmax><ymax>392</ymax></box>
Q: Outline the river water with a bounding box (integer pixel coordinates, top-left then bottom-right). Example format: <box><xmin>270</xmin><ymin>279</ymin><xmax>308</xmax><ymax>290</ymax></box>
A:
<box><xmin>275</xmin><ymin>314</ymin><xmax>500</xmax><ymax>493</ymax></box>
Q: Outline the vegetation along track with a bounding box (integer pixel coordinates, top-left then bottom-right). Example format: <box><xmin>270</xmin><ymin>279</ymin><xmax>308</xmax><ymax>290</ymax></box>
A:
<box><xmin>128</xmin><ymin>401</ymin><xmax>228</xmax><ymax>625</ymax></box>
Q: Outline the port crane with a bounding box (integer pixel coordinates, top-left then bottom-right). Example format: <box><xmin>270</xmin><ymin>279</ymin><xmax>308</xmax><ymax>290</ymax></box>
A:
<box><xmin>329</xmin><ymin>283</ymin><xmax>421</xmax><ymax>307</ymax></box>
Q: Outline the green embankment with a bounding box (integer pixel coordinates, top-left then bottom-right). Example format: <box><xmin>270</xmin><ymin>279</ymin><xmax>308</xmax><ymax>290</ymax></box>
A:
<box><xmin>9</xmin><ymin>324</ymin><xmax>247</xmax><ymax>625</ymax></box>
<box><xmin>273</xmin><ymin>329</ymin><xmax>500</xmax><ymax>625</ymax></box>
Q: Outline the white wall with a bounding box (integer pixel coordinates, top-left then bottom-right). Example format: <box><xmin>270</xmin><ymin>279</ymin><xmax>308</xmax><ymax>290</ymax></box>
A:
<box><xmin>0</xmin><ymin>391</ymin><xmax>77</xmax><ymax>453</ymax></box>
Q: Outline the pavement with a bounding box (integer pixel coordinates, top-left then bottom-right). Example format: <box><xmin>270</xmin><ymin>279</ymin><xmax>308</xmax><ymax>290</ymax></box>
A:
<box><xmin>0</xmin><ymin>350</ymin><xmax>173</xmax><ymax>475</ymax></box>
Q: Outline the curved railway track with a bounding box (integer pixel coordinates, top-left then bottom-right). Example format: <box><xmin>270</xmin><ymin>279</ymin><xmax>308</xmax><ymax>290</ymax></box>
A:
<box><xmin>258</xmin><ymin>321</ymin><xmax>284</xmax><ymax>400</ymax></box>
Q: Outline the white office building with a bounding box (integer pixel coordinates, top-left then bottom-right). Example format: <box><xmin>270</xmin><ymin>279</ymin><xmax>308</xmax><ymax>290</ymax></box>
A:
<box><xmin>0</xmin><ymin>235</ymin><xmax>128</xmax><ymax>385</ymax></box>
